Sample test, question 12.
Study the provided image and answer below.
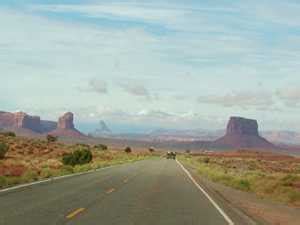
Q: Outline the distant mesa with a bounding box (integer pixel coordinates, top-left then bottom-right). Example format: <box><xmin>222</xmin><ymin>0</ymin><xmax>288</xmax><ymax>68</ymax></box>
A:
<box><xmin>13</xmin><ymin>112</ymin><xmax>41</xmax><ymax>133</ymax></box>
<box><xmin>99</xmin><ymin>120</ymin><xmax>112</xmax><ymax>133</ymax></box>
<box><xmin>214</xmin><ymin>116</ymin><xmax>275</xmax><ymax>149</ymax></box>
<box><xmin>40</xmin><ymin>120</ymin><xmax>57</xmax><ymax>133</ymax></box>
<box><xmin>0</xmin><ymin>111</ymin><xmax>43</xmax><ymax>134</ymax></box>
<box><xmin>0</xmin><ymin>111</ymin><xmax>285</xmax><ymax>150</ymax></box>
<box><xmin>89</xmin><ymin>120</ymin><xmax>112</xmax><ymax>137</ymax></box>
<box><xmin>0</xmin><ymin>111</ymin><xmax>19</xmax><ymax>128</ymax></box>
<box><xmin>227</xmin><ymin>117</ymin><xmax>258</xmax><ymax>136</ymax></box>
<box><xmin>49</xmin><ymin>112</ymin><xmax>84</xmax><ymax>138</ymax></box>
<box><xmin>58</xmin><ymin>112</ymin><xmax>75</xmax><ymax>130</ymax></box>
<box><xmin>0</xmin><ymin>111</ymin><xmax>85</xmax><ymax>138</ymax></box>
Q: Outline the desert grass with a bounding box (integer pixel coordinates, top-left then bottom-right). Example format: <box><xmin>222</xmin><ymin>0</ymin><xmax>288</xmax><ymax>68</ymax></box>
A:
<box><xmin>0</xmin><ymin>134</ymin><xmax>157</xmax><ymax>189</ymax></box>
<box><xmin>179</xmin><ymin>152</ymin><xmax>300</xmax><ymax>206</ymax></box>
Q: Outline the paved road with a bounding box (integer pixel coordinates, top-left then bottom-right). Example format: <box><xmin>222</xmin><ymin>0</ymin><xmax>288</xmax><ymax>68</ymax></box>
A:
<box><xmin>0</xmin><ymin>159</ymin><xmax>234</xmax><ymax>225</ymax></box>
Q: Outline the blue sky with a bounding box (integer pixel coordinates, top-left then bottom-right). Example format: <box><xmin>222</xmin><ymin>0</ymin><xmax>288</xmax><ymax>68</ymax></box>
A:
<box><xmin>1</xmin><ymin>0</ymin><xmax>300</xmax><ymax>132</ymax></box>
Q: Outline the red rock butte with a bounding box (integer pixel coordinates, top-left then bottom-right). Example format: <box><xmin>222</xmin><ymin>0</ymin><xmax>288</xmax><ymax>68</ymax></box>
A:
<box><xmin>57</xmin><ymin>112</ymin><xmax>75</xmax><ymax>130</ymax></box>
<box><xmin>214</xmin><ymin>116</ymin><xmax>275</xmax><ymax>149</ymax></box>
<box><xmin>49</xmin><ymin>112</ymin><xmax>84</xmax><ymax>138</ymax></box>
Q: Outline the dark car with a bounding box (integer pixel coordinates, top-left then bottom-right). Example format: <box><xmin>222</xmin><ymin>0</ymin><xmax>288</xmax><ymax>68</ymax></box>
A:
<box><xmin>166</xmin><ymin>151</ymin><xmax>176</xmax><ymax>160</ymax></box>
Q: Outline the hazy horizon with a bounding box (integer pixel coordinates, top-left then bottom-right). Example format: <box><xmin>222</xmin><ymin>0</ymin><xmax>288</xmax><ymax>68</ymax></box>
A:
<box><xmin>2</xmin><ymin>0</ymin><xmax>300</xmax><ymax>132</ymax></box>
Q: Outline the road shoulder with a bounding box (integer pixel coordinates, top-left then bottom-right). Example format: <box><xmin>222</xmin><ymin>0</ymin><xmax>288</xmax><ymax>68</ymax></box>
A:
<box><xmin>179</xmin><ymin>161</ymin><xmax>267</xmax><ymax>225</ymax></box>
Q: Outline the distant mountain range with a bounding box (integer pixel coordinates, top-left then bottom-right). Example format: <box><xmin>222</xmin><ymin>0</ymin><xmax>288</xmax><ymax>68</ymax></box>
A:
<box><xmin>2</xmin><ymin>110</ymin><xmax>300</xmax><ymax>154</ymax></box>
<box><xmin>261</xmin><ymin>131</ymin><xmax>300</xmax><ymax>145</ymax></box>
<box><xmin>90</xmin><ymin>125</ymin><xmax>300</xmax><ymax>146</ymax></box>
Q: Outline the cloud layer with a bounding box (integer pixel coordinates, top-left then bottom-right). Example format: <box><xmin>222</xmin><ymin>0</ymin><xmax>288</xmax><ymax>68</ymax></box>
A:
<box><xmin>1</xmin><ymin>0</ymin><xmax>300</xmax><ymax>131</ymax></box>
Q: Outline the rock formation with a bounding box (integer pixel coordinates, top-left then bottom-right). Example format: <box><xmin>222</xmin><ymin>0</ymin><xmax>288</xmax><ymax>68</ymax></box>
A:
<box><xmin>226</xmin><ymin>117</ymin><xmax>258</xmax><ymax>136</ymax></box>
<box><xmin>99</xmin><ymin>120</ymin><xmax>111</xmax><ymax>133</ymax></box>
<box><xmin>90</xmin><ymin>120</ymin><xmax>112</xmax><ymax>137</ymax></box>
<box><xmin>49</xmin><ymin>112</ymin><xmax>84</xmax><ymax>138</ymax></box>
<box><xmin>57</xmin><ymin>112</ymin><xmax>75</xmax><ymax>130</ymax></box>
<box><xmin>0</xmin><ymin>111</ymin><xmax>82</xmax><ymax>137</ymax></box>
<box><xmin>0</xmin><ymin>111</ymin><xmax>42</xmax><ymax>133</ymax></box>
<box><xmin>0</xmin><ymin>111</ymin><xmax>15</xmax><ymax>128</ymax></box>
<box><xmin>13</xmin><ymin>112</ymin><xmax>41</xmax><ymax>132</ymax></box>
<box><xmin>40</xmin><ymin>120</ymin><xmax>57</xmax><ymax>133</ymax></box>
<box><xmin>214</xmin><ymin>116</ymin><xmax>275</xmax><ymax>149</ymax></box>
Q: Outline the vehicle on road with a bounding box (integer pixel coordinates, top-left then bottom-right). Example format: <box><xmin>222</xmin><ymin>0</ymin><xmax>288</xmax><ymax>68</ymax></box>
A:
<box><xmin>166</xmin><ymin>151</ymin><xmax>176</xmax><ymax>159</ymax></box>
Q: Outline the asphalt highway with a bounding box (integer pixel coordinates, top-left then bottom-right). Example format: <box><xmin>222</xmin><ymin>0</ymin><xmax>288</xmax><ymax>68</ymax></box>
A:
<box><xmin>0</xmin><ymin>159</ymin><xmax>238</xmax><ymax>225</ymax></box>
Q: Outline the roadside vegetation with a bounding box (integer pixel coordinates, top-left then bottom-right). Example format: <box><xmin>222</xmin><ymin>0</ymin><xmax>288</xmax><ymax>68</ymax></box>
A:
<box><xmin>179</xmin><ymin>150</ymin><xmax>300</xmax><ymax>206</ymax></box>
<box><xmin>62</xmin><ymin>145</ymin><xmax>93</xmax><ymax>166</ymax></box>
<box><xmin>124</xmin><ymin>146</ymin><xmax>132</xmax><ymax>153</ymax></box>
<box><xmin>46</xmin><ymin>134</ymin><xmax>58</xmax><ymax>143</ymax></box>
<box><xmin>0</xmin><ymin>142</ymin><xmax>9</xmax><ymax>159</ymax></box>
<box><xmin>0</xmin><ymin>133</ymin><xmax>156</xmax><ymax>189</ymax></box>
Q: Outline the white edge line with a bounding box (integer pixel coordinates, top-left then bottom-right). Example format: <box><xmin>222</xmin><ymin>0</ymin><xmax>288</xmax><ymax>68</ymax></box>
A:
<box><xmin>0</xmin><ymin>164</ymin><xmax>118</xmax><ymax>194</ymax></box>
<box><xmin>176</xmin><ymin>159</ymin><xmax>235</xmax><ymax>225</ymax></box>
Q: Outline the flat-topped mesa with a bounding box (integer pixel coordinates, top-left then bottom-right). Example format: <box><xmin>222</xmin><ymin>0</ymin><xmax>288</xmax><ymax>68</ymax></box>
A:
<box><xmin>0</xmin><ymin>111</ymin><xmax>56</xmax><ymax>134</ymax></box>
<box><xmin>13</xmin><ymin>112</ymin><xmax>41</xmax><ymax>132</ymax></box>
<box><xmin>214</xmin><ymin>116</ymin><xmax>275</xmax><ymax>149</ymax></box>
<box><xmin>226</xmin><ymin>117</ymin><xmax>259</xmax><ymax>136</ymax></box>
<box><xmin>57</xmin><ymin>112</ymin><xmax>75</xmax><ymax>130</ymax></box>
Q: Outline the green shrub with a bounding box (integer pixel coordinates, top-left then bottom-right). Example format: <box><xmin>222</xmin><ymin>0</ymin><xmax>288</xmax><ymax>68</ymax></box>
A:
<box><xmin>46</xmin><ymin>135</ymin><xmax>57</xmax><ymax>143</ymax></box>
<box><xmin>203</xmin><ymin>157</ymin><xmax>210</xmax><ymax>164</ymax></box>
<box><xmin>124</xmin><ymin>146</ymin><xmax>132</xmax><ymax>153</ymax></box>
<box><xmin>237</xmin><ymin>179</ymin><xmax>251</xmax><ymax>191</ymax></box>
<box><xmin>149</xmin><ymin>147</ymin><xmax>155</xmax><ymax>153</ymax></box>
<box><xmin>62</xmin><ymin>147</ymin><xmax>93</xmax><ymax>166</ymax></box>
<box><xmin>0</xmin><ymin>142</ymin><xmax>9</xmax><ymax>159</ymax></box>
<box><xmin>94</xmin><ymin>144</ymin><xmax>108</xmax><ymax>151</ymax></box>
<box><xmin>1</xmin><ymin>131</ymin><xmax>16</xmax><ymax>137</ymax></box>
<box><xmin>73</xmin><ymin>148</ymin><xmax>93</xmax><ymax>164</ymax></box>
<box><xmin>62</xmin><ymin>154</ymin><xmax>75</xmax><ymax>166</ymax></box>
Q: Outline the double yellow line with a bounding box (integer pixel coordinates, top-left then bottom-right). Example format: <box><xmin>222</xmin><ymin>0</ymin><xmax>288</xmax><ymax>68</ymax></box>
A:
<box><xmin>66</xmin><ymin>177</ymin><xmax>129</xmax><ymax>220</ymax></box>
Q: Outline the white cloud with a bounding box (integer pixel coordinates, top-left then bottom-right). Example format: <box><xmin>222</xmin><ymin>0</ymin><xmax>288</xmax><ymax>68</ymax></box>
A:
<box><xmin>78</xmin><ymin>78</ymin><xmax>108</xmax><ymax>94</ymax></box>
<box><xmin>276</xmin><ymin>87</ymin><xmax>300</xmax><ymax>107</ymax></box>
<box><xmin>2</xmin><ymin>1</ymin><xmax>300</xmax><ymax>131</ymax></box>
<box><xmin>30</xmin><ymin>3</ymin><xmax>185</xmax><ymax>27</ymax></box>
<box><xmin>244</xmin><ymin>1</ymin><xmax>300</xmax><ymax>27</ymax></box>
<box><xmin>118</xmin><ymin>82</ymin><xmax>151</xmax><ymax>98</ymax></box>
<box><xmin>197</xmin><ymin>91</ymin><xmax>275</xmax><ymax>110</ymax></box>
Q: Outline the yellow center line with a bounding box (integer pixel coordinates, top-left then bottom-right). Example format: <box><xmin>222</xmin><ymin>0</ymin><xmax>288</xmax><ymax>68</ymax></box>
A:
<box><xmin>106</xmin><ymin>188</ymin><xmax>115</xmax><ymax>194</ymax></box>
<box><xmin>66</xmin><ymin>208</ymin><xmax>85</xmax><ymax>219</ymax></box>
